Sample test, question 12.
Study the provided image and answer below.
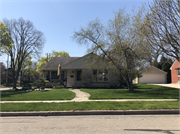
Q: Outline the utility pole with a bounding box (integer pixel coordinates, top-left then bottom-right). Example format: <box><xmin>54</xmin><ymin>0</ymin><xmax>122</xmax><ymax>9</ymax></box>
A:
<box><xmin>46</xmin><ymin>53</ymin><xmax>52</xmax><ymax>62</ymax></box>
<box><xmin>46</xmin><ymin>53</ymin><xmax>49</xmax><ymax>62</ymax></box>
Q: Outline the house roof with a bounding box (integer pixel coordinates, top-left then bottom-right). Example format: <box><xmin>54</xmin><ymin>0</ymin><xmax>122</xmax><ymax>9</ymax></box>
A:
<box><xmin>41</xmin><ymin>57</ymin><xmax>80</xmax><ymax>70</ymax></box>
<box><xmin>61</xmin><ymin>53</ymin><xmax>103</xmax><ymax>69</ymax></box>
<box><xmin>140</xmin><ymin>66</ymin><xmax>167</xmax><ymax>74</ymax></box>
<box><xmin>41</xmin><ymin>53</ymin><xmax>114</xmax><ymax>71</ymax></box>
<box><xmin>170</xmin><ymin>60</ymin><xmax>179</xmax><ymax>70</ymax></box>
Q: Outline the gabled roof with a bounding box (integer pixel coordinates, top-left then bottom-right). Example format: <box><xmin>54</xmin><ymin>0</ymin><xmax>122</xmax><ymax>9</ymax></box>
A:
<box><xmin>41</xmin><ymin>53</ymin><xmax>111</xmax><ymax>70</ymax></box>
<box><xmin>41</xmin><ymin>57</ymin><xmax>80</xmax><ymax>70</ymax></box>
<box><xmin>61</xmin><ymin>53</ymin><xmax>100</xmax><ymax>69</ymax></box>
<box><xmin>170</xmin><ymin>60</ymin><xmax>179</xmax><ymax>70</ymax></box>
<box><xmin>140</xmin><ymin>66</ymin><xmax>167</xmax><ymax>74</ymax></box>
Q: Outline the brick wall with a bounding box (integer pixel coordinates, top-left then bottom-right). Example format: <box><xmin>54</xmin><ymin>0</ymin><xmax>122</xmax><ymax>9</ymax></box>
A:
<box><xmin>171</xmin><ymin>60</ymin><xmax>180</xmax><ymax>83</ymax></box>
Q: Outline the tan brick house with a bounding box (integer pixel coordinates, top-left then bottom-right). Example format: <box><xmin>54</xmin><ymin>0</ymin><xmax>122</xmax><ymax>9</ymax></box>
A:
<box><xmin>41</xmin><ymin>53</ymin><xmax>119</xmax><ymax>88</ymax></box>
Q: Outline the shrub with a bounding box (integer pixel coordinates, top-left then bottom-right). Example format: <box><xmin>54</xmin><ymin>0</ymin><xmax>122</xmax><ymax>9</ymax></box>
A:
<box><xmin>45</xmin><ymin>83</ymin><xmax>53</xmax><ymax>88</ymax></box>
<box><xmin>33</xmin><ymin>78</ymin><xmax>46</xmax><ymax>89</ymax></box>
<box><xmin>17</xmin><ymin>81</ymin><xmax>20</xmax><ymax>84</ymax></box>
<box><xmin>32</xmin><ymin>81</ymin><xmax>38</xmax><ymax>86</ymax></box>
<box><xmin>53</xmin><ymin>85</ymin><xmax>63</xmax><ymax>89</ymax></box>
<box><xmin>27</xmin><ymin>83</ymin><xmax>32</xmax><ymax>88</ymax></box>
<box><xmin>21</xmin><ymin>82</ymin><xmax>32</xmax><ymax>90</ymax></box>
<box><xmin>45</xmin><ymin>80</ymin><xmax>49</xmax><ymax>83</ymax></box>
<box><xmin>22</xmin><ymin>87</ymin><xmax>29</xmax><ymax>90</ymax></box>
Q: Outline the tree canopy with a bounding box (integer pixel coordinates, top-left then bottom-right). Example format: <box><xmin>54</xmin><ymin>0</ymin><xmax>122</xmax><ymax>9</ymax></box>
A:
<box><xmin>3</xmin><ymin>17</ymin><xmax>46</xmax><ymax>89</ymax></box>
<box><xmin>73</xmin><ymin>8</ymin><xmax>151</xmax><ymax>92</ymax></box>
<box><xmin>0</xmin><ymin>22</ymin><xmax>13</xmax><ymax>56</ymax></box>
<box><xmin>36</xmin><ymin>51</ymin><xmax>70</xmax><ymax>73</ymax></box>
<box><xmin>143</xmin><ymin>0</ymin><xmax>180</xmax><ymax>60</ymax></box>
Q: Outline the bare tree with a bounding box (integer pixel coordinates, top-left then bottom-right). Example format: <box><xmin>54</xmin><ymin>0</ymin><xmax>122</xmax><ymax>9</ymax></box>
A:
<box><xmin>3</xmin><ymin>18</ymin><xmax>45</xmax><ymax>90</ymax></box>
<box><xmin>143</xmin><ymin>0</ymin><xmax>180</xmax><ymax>60</ymax></box>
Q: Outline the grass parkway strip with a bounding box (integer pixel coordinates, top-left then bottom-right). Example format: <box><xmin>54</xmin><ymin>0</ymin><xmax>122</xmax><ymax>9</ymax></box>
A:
<box><xmin>1</xmin><ymin>101</ymin><xmax>179</xmax><ymax>112</ymax></box>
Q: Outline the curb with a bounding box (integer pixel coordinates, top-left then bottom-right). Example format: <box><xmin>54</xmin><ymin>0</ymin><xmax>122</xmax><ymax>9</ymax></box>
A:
<box><xmin>1</xmin><ymin>109</ymin><xmax>179</xmax><ymax>116</ymax></box>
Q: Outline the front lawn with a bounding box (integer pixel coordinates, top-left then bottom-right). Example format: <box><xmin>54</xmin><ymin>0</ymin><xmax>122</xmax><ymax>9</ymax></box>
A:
<box><xmin>1</xmin><ymin>101</ymin><xmax>179</xmax><ymax>112</ymax></box>
<box><xmin>81</xmin><ymin>84</ymin><xmax>179</xmax><ymax>99</ymax></box>
<box><xmin>1</xmin><ymin>88</ymin><xmax>75</xmax><ymax>101</ymax></box>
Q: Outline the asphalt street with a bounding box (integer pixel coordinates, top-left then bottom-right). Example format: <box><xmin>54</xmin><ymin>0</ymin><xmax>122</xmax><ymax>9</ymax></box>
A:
<box><xmin>1</xmin><ymin>115</ymin><xmax>180</xmax><ymax>134</ymax></box>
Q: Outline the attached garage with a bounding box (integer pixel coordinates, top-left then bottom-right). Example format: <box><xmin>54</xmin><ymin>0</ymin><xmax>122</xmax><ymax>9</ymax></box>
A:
<box><xmin>134</xmin><ymin>66</ymin><xmax>167</xmax><ymax>84</ymax></box>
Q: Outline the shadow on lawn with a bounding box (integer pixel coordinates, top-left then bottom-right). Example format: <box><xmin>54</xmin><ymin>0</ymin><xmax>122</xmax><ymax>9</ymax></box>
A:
<box><xmin>1</xmin><ymin>90</ymin><xmax>50</xmax><ymax>98</ymax></box>
<box><xmin>1</xmin><ymin>90</ymin><xmax>26</xmax><ymax>98</ymax></box>
<box><xmin>133</xmin><ymin>84</ymin><xmax>152</xmax><ymax>89</ymax></box>
<box><xmin>111</xmin><ymin>88</ymin><xmax>179</xmax><ymax>99</ymax></box>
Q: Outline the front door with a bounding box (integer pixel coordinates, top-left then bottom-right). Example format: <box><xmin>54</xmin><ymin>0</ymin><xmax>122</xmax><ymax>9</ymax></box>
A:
<box><xmin>75</xmin><ymin>70</ymin><xmax>83</xmax><ymax>87</ymax></box>
<box><xmin>67</xmin><ymin>69</ymin><xmax>75</xmax><ymax>87</ymax></box>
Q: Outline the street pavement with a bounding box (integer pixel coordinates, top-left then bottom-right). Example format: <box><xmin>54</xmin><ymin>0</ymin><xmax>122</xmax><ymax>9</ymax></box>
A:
<box><xmin>1</xmin><ymin>115</ymin><xmax>180</xmax><ymax>134</ymax></box>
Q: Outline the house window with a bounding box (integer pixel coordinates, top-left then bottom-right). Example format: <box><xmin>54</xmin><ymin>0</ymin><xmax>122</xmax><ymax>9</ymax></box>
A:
<box><xmin>93</xmin><ymin>70</ymin><xmax>108</xmax><ymax>82</ymax></box>
<box><xmin>178</xmin><ymin>69</ymin><xmax>180</xmax><ymax>77</ymax></box>
<box><xmin>76</xmin><ymin>71</ymin><xmax>82</xmax><ymax>81</ymax></box>
<box><xmin>93</xmin><ymin>70</ymin><xmax>97</xmax><ymax>81</ymax></box>
<box><xmin>51</xmin><ymin>71</ymin><xmax>59</xmax><ymax>79</ymax></box>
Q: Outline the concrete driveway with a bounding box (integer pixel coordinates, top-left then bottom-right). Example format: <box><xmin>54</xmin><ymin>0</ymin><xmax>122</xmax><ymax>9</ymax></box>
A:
<box><xmin>0</xmin><ymin>86</ymin><xmax>23</xmax><ymax>91</ymax></box>
<box><xmin>150</xmin><ymin>84</ymin><xmax>180</xmax><ymax>89</ymax></box>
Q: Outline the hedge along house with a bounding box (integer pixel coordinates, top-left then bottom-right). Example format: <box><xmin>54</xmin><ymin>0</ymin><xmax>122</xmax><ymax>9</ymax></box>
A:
<box><xmin>170</xmin><ymin>60</ymin><xmax>180</xmax><ymax>83</ymax></box>
<box><xmin>41</xmin><ymin>53</ymin><xmax>119</xmax><ymax>88</ymax></box>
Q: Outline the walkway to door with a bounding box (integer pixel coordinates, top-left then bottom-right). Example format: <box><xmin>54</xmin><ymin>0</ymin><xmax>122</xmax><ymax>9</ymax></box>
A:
<box><xmin>68</xmin><ymin>88</ymin><xmax>90</xmax><ymax>101</ymax></box>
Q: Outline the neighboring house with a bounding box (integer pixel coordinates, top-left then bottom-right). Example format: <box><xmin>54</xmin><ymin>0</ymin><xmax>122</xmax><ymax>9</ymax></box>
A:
<box><xmin>1</xmin><ymin>68</ymin><xmax>13</xmax><ymax>84</ymax></box>
<box><xmin>133</xmin><ymin>66</ymin><xmax>167</xmax><ymax>84</ymax></box>
<box><xmin>41</xmin><ymin>53</ymin><xmax>119</xmax><ymax>88</ymax></box>
<box><xmin>170</xmin><ymin>60</ymin><xmax>180</xmax><ymax>83</ymax></box>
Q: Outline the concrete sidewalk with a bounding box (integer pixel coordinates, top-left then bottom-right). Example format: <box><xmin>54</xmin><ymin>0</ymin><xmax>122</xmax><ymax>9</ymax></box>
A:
<box><xmin>0</xmin><ymin>99</ymin><xmax>178</xmax><ymax>103</ymax></box>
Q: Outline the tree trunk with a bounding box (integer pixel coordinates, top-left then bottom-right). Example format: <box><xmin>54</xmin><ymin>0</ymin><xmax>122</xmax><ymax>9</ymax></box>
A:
<box><xmin>125</xmin><ymin>66</ymin><xmax>134</xmax><ymax>92</ymax></box>
<box><xmin>20</xmin><ymin>71</ymin><xmax>22</xmax><ymax>86</ymax></box>
<box><xmin>11</xmin><ymin>60</ymin><xmax>21</xmax><ymax>90</ymax></box>
<box><xmin>126</xmin><ymin>79</ymin><xmax>134</xmax><ymax>92</ymax></box>
<box><xmin>12</xmin><ymin>69</ymin><xmax>17</xmax><ymax>90</ymax></box>
<box><xmin>128</xmin><ymin>81</ymin><xmax>134</xmax><ymax>92</ymax></box>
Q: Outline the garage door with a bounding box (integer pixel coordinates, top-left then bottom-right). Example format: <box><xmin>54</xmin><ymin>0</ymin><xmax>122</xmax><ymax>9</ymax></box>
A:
<box><xmin>139</xmin><ymin>74</ymin><xmax>166</xmax><ymax>84</ymax></box>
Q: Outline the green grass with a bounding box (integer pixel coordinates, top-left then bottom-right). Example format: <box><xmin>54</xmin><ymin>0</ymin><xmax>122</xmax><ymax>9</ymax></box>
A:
<box><xmin>81</xmin><ymin>84</ymin><xmax>179</xmax><ymax>99</ymax></box>
<box><xmin>1</xmin><ymin>88</ymin><xmax>75</xmax><ymax>101</ymax></box>
<box><xmin>1</xmin><ymin>101</ymin><xmax>179</xmax><ymax>112</ymax></box>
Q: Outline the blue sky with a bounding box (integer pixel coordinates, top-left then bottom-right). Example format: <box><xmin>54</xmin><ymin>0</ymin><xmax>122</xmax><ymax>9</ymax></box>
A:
<box><xmin>0</xmin><ymin>0</ymin><xmax>152</xmax><ymax>65</ymax></box>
